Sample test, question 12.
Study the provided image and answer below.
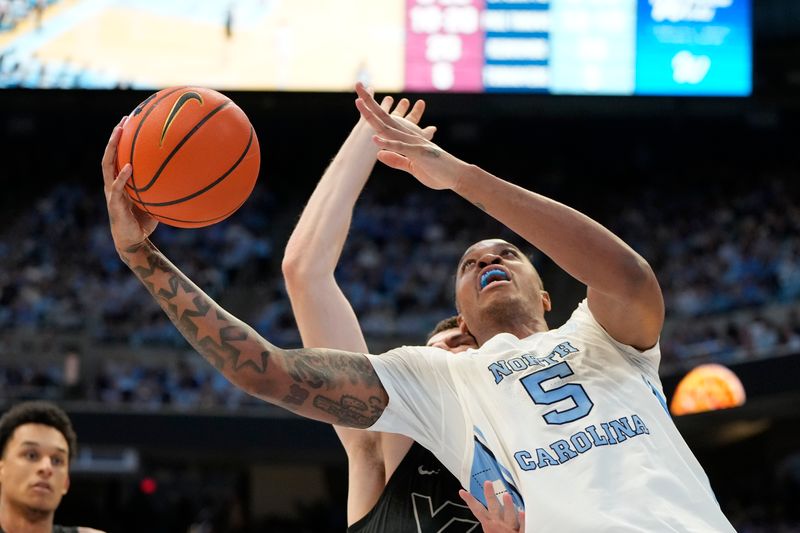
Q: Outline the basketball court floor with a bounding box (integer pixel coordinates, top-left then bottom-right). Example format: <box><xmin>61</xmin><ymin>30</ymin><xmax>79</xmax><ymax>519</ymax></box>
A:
<box><xmin>0</xmin><ymin>0</ymin><xmax>405</xmax><ymax>90</ymax></box>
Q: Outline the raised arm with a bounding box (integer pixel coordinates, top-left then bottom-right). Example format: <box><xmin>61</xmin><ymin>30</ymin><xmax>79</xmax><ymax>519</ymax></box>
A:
<box><xmin>281</xmin><ymin>97</ymin><xmax>432</xmax><ymax>523</ymax></box>
<box><xmin>282</xmin><ymin>95</ymin><xmax>431</xmax><ymax>355</ymax></box>
<box><xmin>354</xmin><ymin>83</ymin><xmax>664</xmax><ymax>350</ymax></box>
<box><xmin>102</xmin><ymin>118</ymin><xmax>387</xmax><ymax>427</ymax></box>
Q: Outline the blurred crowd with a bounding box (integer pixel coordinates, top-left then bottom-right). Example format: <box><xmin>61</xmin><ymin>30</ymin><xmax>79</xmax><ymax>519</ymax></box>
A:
<box><xmin>0</xmin><ymin>0</ymin><xmax>53</xmax><ymax>32</ymax></box>
<box><xmin>1</xmin><ymin>173</ymin><xmax>799</xmax><ymax>406</ymax></box>
<box><xmin>0</xmin><ymin>165</ymin><xmax>798</xmax><ymax>533</ymax></box>
<box><xmin>0</xmin><ymin>0</ymin><xmax>128</xmax><ymax>91</ymax></box>
<box><xmin>0</xmin><ymin>347</ymin><xmax>263</xmax><ymax>412</ymax></box>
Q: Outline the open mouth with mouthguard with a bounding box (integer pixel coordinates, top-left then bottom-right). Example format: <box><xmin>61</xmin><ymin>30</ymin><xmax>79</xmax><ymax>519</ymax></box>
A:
<box><xmin>479</xmin><ymin>268</ymin><xmax>511</xmax><ymax>291</ymax></box>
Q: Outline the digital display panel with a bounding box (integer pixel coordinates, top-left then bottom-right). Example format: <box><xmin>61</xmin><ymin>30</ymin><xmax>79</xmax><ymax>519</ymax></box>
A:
<box><xmin>0</xmin><ymin>0</ymin><xmax>751</xmax><ymax>95</ymax></box>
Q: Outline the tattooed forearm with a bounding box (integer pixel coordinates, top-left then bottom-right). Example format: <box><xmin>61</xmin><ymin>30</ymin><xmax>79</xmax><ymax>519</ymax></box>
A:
<box><xmin>120</xmin><ymin>240</ymin><xmax>388</xmax><ymax>428</ymax></box>
<box><xmin>122</xmin><ymin>240</ymin><xmax>271</xmax><ymax>375</ymax></box>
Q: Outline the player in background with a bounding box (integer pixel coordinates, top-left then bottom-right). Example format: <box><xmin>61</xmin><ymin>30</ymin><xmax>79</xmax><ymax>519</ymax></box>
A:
<box><xmin>281</xmin><ymin>92</ymin><xmax>522</xmax><ymax>532</ymax></box>
<box><xmin>0</xmin><ymin>401</ymin><xmax>105</xmax><ymax>533</ymax></box>
<box><xmin>102</xmin><ymin>84</ymin><xmax>733</xmax><ymax>531</ymax></box>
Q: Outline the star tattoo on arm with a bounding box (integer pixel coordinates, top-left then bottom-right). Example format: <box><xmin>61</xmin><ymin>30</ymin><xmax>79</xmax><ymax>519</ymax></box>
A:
<box><xmin>188</xmin><ymin>306</ymin><xmax>228</xmax><ymax>346</ymax></box>
<box><xmin>172</xmin><ymin>281</ymin><xmax>200</xmax><ymax>319</ymax></box>
<box><xmin>143</xmin><ymin>266</ymin><xmax>175</xmax><ymax>297</ymax></box>
<box><xmin>226</xmin><ymin>335</ymin><xmax>270</xmax><ymax>373</ymax></box>
<box><xmin>120</xmin><ymin>239</ymin><xmax>390</xmax><ymax>428</ymax></box>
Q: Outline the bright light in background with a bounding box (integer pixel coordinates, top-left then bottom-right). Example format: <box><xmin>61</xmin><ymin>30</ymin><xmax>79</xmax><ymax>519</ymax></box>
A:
<box><xmin>670</xmin><ymin>364</ymin><xmax>746</xmax><ymax>416</ymax></box>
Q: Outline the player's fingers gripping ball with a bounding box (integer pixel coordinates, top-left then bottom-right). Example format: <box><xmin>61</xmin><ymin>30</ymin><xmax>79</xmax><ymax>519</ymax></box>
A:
<box><xmin>116</xmin><ymin>87</ymin><xmax>260</xmax><ymax>228</ymax></box>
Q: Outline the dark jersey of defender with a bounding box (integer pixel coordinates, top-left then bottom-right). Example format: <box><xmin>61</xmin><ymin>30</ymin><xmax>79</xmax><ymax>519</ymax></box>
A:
<box><xmin>348</xmin><ymin>442</ymin><xmax>480</xmax><ymax>533</ymax></box>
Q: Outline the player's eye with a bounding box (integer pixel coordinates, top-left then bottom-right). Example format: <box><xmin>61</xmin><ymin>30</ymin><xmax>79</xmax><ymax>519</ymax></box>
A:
<box><xmin>461</xmin><ymin>259</ymin><xmax>475</xmax><ymax>272</ymax></box>
<box><xmin>24</xmin><ymin>450</ymin><xmax>39</xmax><ymax>461</ymax></box>
<box><xmin>51</xmin><ymin>456</ymin><xmax>65</xmax><ymax>466</ymax></box>
<box><xmin>501</xmin><ymin>249</ymin><xmax>516</xmax><ymax>257</ymax></box>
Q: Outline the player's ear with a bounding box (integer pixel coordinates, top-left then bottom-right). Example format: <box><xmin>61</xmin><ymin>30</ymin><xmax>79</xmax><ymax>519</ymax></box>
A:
<box><xmin>457</xmin><ymin>315</ymin><xmax>472</xmax><ymax>336</ymax></box>
<box><xmin>541</xmin><ymin>290</ymin><xmax>551</xmax><ymax>312</ymax></box>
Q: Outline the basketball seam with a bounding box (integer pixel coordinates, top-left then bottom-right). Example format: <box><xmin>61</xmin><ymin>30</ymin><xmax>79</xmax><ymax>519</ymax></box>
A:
<box><xmin>127</xmin><ymin>87</ymin><xmax>186</xmax><ymax>219</ymax></box>
<box><xmin>143</xmin><ymin>192</ymin><xmax>252</xmax><ymax>225</ymax></box>
<box><xmin>135</xmin><ymin>126</ymin><xmax>255</xmax><ymax>208</ymax></box>
<box><xmin>129</xmin><ymin>100</ymin><xmax>232</xmax><ymax>194</ymax></box>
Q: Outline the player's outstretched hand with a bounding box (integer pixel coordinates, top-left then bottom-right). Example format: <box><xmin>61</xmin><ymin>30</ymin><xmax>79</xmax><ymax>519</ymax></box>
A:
<box><xmin>355</xmin><ymin>82</ymin><xmax>467</xmax><ymax>191</ymax></box>
<box><xmin>373</xmin><ymin>92</ymin><xmax>438</xmax><ymax>141</ymax></box>
<box><xmin>459</xmin><ymin>481</ymin><xmax>526</xmax><ymax>533</ymax></box>
<box><xmin>102</xmin><ymin>116</ymin><xmax>158</xmax><ymax>253</ymax></box>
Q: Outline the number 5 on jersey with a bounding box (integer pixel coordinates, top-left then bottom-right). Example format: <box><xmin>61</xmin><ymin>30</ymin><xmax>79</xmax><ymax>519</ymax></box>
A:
<box><xmin>520</xmin><ymin>361</ymin><xmax>594</xmax><ymax>425</ymax></box>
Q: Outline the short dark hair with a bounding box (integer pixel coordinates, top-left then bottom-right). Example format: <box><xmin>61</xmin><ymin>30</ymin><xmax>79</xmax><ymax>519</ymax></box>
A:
<box><xmin>0</xmin><ymin>402</ymin><xmax>77</xmax><ymax>460</ymax></box>
<box><xmin>427</xmin><ymin>316</ymin><xmax>460</xmax><ymax>342</ymax></box>
<box><xmin>452</xmin><ymin>240</ymin><xmax>544</xmax><ymax>312</ymax></box>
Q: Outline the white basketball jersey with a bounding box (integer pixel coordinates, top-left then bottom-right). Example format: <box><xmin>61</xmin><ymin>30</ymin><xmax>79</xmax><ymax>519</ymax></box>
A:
<box><xmin>367</xmin><ymin>300</ymin><xmax>734</xmax><ymax>532</ymax></box>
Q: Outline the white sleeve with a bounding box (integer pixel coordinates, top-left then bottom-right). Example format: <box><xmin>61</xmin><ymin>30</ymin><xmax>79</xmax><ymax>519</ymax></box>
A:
<box><xmin>572</xmin><ymin>299</ymin><xmax>662</xmax><ymax>377</ymax></box>
<box><xmin>365</xmin><ymin>346</ymin><xmax>468</xmax><ymax>468</ymax></box>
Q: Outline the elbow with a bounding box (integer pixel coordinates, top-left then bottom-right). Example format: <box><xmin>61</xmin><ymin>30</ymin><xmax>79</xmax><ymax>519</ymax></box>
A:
<box><xmin>282</xmin><ymin>240</ymin><xmax>335</xmax><ymax>292</ymax></box>
<box><xmin>622</xmin><ymin>256</ymin><xmax>662</xmax><ymax>301</ymax></box>
<box><xmin>281</xmin><ymin>242</ymin><xmax>314</xmax><ymax>287</ymax></box>
<box><xmin>628</xmin><ymin>255</ymin><xmax>655</xmax><ymax>285</ymax></box>
<box><xmin>281</xmin><ymin>251</ymin><xmax>302</xmax><ymax>284</ymax></box>
<box><xmin>628</xmin><ymin>257</ymin><xmax>665</xmax><ymax>322</ymax></box>
<box><xmin>239</xmin><ymin>374</ymin><xmax>280</xmax><ymax>403</ymax></box>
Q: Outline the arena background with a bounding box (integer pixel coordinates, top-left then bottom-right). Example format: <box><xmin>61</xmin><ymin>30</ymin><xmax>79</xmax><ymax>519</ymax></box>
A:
<box><xmin>1</xmin><ymin>0</ymin><xmax>800</xmax><ymax>531</ymax></box>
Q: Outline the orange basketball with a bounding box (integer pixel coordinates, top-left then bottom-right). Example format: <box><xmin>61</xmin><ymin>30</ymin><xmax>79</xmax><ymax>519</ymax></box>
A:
<box><xmin>116</xmin><ymin>87</ymin><xmax>260</xmax><ymax>228</ymax></box>
<box><xmin>670</xmin><ymin>363</ymin><xmax>746</xmax><ymax>416</ymax></box>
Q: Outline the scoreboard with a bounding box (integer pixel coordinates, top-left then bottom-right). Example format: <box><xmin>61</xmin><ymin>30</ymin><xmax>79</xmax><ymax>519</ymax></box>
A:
<box><xmin>406</xmin><ymin>0</ymin><xmax>751</xmax><ymax>95</ymax></box>
<box><xmin>0</xmin><ymin>0</ymin><xmax>751</xmax><ymax>95</ymax></box>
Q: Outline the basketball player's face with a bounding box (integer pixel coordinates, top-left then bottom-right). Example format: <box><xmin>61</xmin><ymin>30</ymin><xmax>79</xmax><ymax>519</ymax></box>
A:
<box><xmin>426</xmin><ymin>327</ymin><xmax>477</xmax><ymax>353</ymax></box>
<box><xmin>0</xmin><ymin>424</ymin><xmax>70</xmax><ymax>514</ymax></box>
<box><xmin>455</xmin><ymin>239</ymin><xmax>548</xmax><ymax>329</ymax></box>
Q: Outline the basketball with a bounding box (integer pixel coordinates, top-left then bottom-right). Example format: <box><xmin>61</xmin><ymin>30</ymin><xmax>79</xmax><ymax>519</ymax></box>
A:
<box><xmin>670</xmin><ymin>364</ymin><xmax>746</xmax><ymax>416</ymax></box>
<box><xmin>116</xmin><ymin>87</ymin><xmax>260</xmax><ymax>228</ymax></box>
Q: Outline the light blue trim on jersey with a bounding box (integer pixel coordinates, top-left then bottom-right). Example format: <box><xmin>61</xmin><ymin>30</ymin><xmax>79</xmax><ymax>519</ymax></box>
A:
<box><xmin>643</xmin><ymin>374</ymin><xmax>670</xmax><ymax>415</ymax></box>
<box><xmin>470</xmin><ymin>427</ymin><xmax>524</xmax><ymax>510</ymax></box>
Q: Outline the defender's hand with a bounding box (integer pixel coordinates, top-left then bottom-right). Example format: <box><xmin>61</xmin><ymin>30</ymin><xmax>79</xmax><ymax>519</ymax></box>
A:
<box><xmin>102</xmin><ymin>117</ymin><xmax>158</xmax><ymax>253</ymax></box>
<box><xmin>355</xmin><ymin>82</ymin><xmax>465</xmax><ymax>191</ymax></box>
<box><xmin>460</xmin><ymin>481</ymin><xmax>526</xmax><ymax>533</ymax></box>
<box><xmin>373</xmin><ymin>93</ymin><xmax>437</xmax><ymax>141</ymax></box>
